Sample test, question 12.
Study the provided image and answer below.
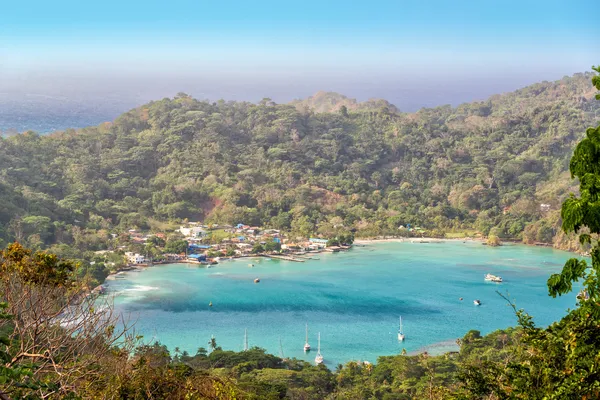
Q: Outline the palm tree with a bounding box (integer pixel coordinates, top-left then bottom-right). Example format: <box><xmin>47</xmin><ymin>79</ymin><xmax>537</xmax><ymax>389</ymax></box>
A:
<box><xmin>208</xmin><ymin>335</ymin><xmax>217</xmax><ymax>352</ymax></box>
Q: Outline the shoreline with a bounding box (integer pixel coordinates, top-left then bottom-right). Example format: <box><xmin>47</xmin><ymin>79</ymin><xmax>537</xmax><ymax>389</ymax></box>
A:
<box><xmin>354</xmin><ymin>237</ymin><xmax>482</xmax><ymax>244</ymax></box>
<box><xmin>353</xmin><ymin>236</ymin><xmax>584</xmax><ymax>255</ymax></box>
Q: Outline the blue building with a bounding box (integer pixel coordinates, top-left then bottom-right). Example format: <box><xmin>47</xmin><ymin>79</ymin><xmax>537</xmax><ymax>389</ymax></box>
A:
<box><xmin>188</xmin><ymin>244</ymin><xmax>211</xmax><ymax>253</ymax></box>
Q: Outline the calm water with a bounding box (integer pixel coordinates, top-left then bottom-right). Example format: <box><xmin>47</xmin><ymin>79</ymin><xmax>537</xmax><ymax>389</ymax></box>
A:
<box><xmin>105</xmin><ymin>241</ymin><xmax>580</xmax><ymax>366</ymax></box>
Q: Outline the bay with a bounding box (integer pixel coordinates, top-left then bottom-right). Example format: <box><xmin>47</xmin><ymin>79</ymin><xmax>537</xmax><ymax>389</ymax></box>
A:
<box><xmin>105</xmin><ymin>241</ymin><xmax>580</xmax><ymax>367</ymax></box>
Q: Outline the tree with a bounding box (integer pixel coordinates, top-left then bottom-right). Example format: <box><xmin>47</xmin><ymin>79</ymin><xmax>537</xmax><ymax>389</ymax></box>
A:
<box><xmin>264</xmin><ymin>240</ymin><xmax>281</xmax><ymax>253</ymax></box>
<box><xmin>340</xmin><ymin>105</ymin><xmax>349</xmax><ymax>117</ymax></box>
<box><xmin>486</xmin><ymin>235</ymin><xmax>501</xmax><ymax>246</ymax></box>
<box><xmin>252</xmin><ymin>243</ymin><xmax>265</xmax><ymax>254</ymax></box>
<box><xmin>550</xmin><ymin>66</ymin><xmax>600</xmax><ymax>305</ymax></box>
<box><xmin>460</xmin><ymin>66</ymin><xmax>600</xmax><ymax>399</ymax></box>
<box><xmin>164</xmin><ymin>239</ymin><xmax>188</xmax><ymax>254</ymax></box>
<box><xmin>0</xmin><ymin>242</ymin><xmax>133</xmax><ymax>399</ymax></box>
<box><xmin>147</xmin><ymin>235</ymin><xmax>166</xmax><ymax>247</ymax></box>
<box><xmin>209</xmin><ymin>336</ymin><xmax>217</xmax><ymax>352</ymax></box>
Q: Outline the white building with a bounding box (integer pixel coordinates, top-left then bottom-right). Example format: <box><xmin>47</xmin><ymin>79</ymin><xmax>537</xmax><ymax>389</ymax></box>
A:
<box><xmin>125</xmin><ymin>252</ymin><xmax>145</xmax><ymax>264</ymax></box>
<box><xmin>179</xmin><ymin>226</ymin><xmax>208</xmax><ymax>238</ymax></box>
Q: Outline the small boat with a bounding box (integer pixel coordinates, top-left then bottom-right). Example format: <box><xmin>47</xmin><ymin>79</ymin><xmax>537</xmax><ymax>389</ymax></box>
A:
<box><xmin>474</xmin><ymin>299</ymin><xmax>481</xmax><ymax>306</ymax></box>
<box><xmin>254</xmin><ymin>278</ymin><xmax>260</xmax><ymax>283</ymax></box>
<box><xmin>398</xmin><ymin>316</ymin><xmax>405</xmax><ymax>341</ymax></box>
<box><xmin>484</xmin><ymin>273</ymin><xmax>503</xmax><ymax>283</ymax></box>
<box><xmin>315</xmin><ymin>332</ymin><xmax>324</xmax><ymax>364</ymax></box>
<box><xmin>304</xmin><ymin>323</ymin><xmax>311</xmax><ymax>352</ymax></box>
<box><xmin>459</xmin><ymin>297</ymin><xmax>463</xmax><ymax>301</ymax></box>
<box><xmin>209</xmin><ymin>301</ymin><xmax>213</xmax><ymax>307</ymax></box>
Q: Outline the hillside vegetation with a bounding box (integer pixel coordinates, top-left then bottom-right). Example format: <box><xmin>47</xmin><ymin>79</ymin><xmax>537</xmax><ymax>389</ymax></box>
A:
<box><xmin>0</xmin><ymin>73</ymin><xmax>598</xmax><ymax>253</ymax></box>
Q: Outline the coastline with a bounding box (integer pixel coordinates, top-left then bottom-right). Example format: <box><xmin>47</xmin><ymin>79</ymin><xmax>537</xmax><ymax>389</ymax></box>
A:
<box><xmin>354</xmin><ymin>237</ymin><xmax>482</xmax><ymax>244</ymax></box>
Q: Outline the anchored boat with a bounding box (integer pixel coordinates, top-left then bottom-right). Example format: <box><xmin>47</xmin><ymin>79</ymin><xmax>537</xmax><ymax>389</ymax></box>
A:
<box><xmin>315</xmin><ymin>332</ymin><xmax>324</xmax><ymax>365</ymax></box>
<box><xmin>304</xmin><ymin>323</ymin><xmax>311</xmax><ymax>352</ymax></box>
<box><xmin>398</xmin><ymin>316</ymin><xmax>405</xmax><ymax>341</ymax></box>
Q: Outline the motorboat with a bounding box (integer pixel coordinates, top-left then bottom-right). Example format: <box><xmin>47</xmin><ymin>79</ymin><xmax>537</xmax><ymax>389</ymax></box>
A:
<box><xmin>484</xmin><ymin>273</ymin><xmax>503</xmax><ymax>282</ymax></box>
<box><xmin>474</xmin><ymin>299</ymin><xmax>481</xmax><ymax>306</ymax></box>
<box><xmin>254</xmin><ymin>278</ymin><xmax>260</xmax><ymax>283</ymax></box>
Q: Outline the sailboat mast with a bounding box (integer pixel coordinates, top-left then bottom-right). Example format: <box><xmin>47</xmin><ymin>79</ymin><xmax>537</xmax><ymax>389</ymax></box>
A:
<box><xmin>317</xmin><ymin>332</ymin><xmax>321</xmax><ymax>354</ymax></box>
<box><xmin>305</xmin><ymin>323</ymin><xmax>308</xmax><ymax>343</ymax></box>
<box><xmin>279</xmin><ymin>337</ymin><xmax>284</xmax><ymax>358</ymax></box>
<box><xmin>244</xmin><ymin>328</ymin><xmax>248</xmax><ymax>351</ymax></box>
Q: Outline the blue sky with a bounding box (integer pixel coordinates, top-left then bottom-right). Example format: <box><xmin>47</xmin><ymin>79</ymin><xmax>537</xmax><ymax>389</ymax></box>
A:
<box><xmin>1</xmin><ymin>0</ymin><xmax>598</xmax><ymax>110</ymax></box>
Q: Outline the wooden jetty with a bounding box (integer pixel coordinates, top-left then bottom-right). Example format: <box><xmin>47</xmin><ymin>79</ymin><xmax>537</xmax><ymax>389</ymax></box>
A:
<box><xmin>260</xmin><ymin>254</ymin><xmax>305</xmax><ymax>262</ymax></box>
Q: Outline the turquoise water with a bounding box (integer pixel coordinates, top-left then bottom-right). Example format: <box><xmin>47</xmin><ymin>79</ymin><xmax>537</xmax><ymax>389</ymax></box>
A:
<box><xmin>105</xmin><ymin>241</ymin><xmax>580</xmax><ymax>367</ymax></box>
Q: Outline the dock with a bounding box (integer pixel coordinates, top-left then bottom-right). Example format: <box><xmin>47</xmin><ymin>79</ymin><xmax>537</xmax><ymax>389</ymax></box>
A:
<box><xmin>261</xmin><ymin>254</ymin><xmax>305</xmax><ymax>262</ymax></box>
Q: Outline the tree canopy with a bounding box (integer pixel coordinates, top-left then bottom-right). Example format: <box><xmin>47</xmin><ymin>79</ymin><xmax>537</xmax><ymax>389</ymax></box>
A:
<box><xmin>0</xmin><ymin>73</ymin><xmax>598</xmax><ymax>256</ymax></box>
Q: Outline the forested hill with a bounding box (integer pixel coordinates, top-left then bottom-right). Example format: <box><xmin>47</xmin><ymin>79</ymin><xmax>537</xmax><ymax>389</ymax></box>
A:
<box><xmin>0</xmin><ymin>72</ymin><xmax>598</xmax><ymax>251</ymax></box>
<box><xmin>289</xmin><ymin>91</ymin><xmax>400</xmax><ymax>113</ymax></box>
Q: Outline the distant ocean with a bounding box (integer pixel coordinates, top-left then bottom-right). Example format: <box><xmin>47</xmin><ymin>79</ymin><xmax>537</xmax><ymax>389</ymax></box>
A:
<box><xmin>0</xmin><ymin>93</ymin><xmax>137</xmax><ymax>134</ymax></box>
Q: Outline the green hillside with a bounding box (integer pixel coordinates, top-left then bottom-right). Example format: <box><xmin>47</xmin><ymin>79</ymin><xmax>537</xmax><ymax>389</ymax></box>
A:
<box><xmin>0</xmin><ymin>73</ymin><xmax>598</xmax><ymax>252</ymax></box>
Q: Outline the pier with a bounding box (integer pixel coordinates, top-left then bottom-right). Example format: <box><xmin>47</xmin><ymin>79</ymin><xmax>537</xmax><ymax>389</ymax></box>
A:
<box><xmin>261</xmin><ymin>254</ymin><xmax>305</xmax><ymax>262</ymax></box>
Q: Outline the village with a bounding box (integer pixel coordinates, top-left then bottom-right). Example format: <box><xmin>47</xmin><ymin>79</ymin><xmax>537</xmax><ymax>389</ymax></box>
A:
<box><xmin>118</xmin><ymin>222</ymin><xmax>354</xmax><ymax>268</ymax></box>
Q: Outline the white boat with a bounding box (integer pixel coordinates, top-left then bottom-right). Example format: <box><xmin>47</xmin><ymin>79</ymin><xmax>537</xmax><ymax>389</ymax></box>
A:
<box><xmin>315</xmin><ymin>332</ymin><xmax>323</xmax><ymax>364</ymax></box>
<box><xmin>474</xmin><ymin>299</ymin><xmax>481</xmax><ymax>306</ymax></box>
<box><xmin>484</xmin><ymin>273</ymin><xmax>503</xmax><ymax>282</ymax></box>
<box><xmin>398</xmin><ymin>316</ymin><xmax>405</xmax><ymax>341</ymax></box>
<box><xmin>303</xmin><ymin>323</ymin><xmax>311</xmax><ymax>352</ymax></box>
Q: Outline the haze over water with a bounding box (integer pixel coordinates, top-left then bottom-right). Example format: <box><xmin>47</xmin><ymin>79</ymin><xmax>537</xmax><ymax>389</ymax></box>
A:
<box><xmin>106</xmin><ymin>241</ymin><xmax>579</xmax><ymax>366</ymax></box>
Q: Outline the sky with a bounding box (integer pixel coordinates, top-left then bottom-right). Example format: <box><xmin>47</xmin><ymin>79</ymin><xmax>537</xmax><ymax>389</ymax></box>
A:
<box><xmin>0</xmin><ymin>0</ymin><xmax>598</xmax><ymax>120</ymax></box>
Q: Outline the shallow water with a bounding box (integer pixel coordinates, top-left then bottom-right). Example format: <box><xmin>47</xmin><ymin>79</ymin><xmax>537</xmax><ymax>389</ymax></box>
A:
<box><xmin>105</xmin><ymin>241</ymin><xmax>581</xmax><ymax>366</ymax></box>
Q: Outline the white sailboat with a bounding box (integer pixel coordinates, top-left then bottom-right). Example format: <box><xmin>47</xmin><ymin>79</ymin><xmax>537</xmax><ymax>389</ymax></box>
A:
<box><xmin>315</xmin><ymin>332</ymin><xmax>324</xmax><ymax>364</ymax></box>
<box><xmin>398</xmin><ymin>316</ymin><xmax>405</xmax><ymax>341</ymax></box>
<box><xmin>303</xmin><ymin>323</ymin><xmax>311</xmax><ymax>352</ymax></box>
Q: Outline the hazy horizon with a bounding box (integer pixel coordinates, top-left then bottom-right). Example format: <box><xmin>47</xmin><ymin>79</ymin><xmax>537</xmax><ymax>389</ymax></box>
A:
<box><xmin>1</xmin><ymin>0</ymin><xmax>598</xmax><ymax>132</ymax></box>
